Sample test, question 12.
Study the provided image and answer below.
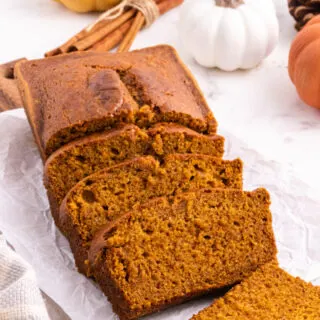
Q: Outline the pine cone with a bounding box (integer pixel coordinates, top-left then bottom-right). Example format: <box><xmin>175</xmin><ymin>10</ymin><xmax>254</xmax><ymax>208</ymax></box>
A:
<box><xmin>288</xmin><ymin>0</ymin><xmax>320</xmax><ymax>30</ymax></box>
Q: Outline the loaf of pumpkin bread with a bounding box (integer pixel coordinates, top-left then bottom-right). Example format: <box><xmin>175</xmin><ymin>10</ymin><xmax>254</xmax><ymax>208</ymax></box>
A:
<box><xmin>191</xmin><ymin>261</ymin><xmax>320</xmax><ymax>320</ymax></box>
<box><xmin>88</xmin><ymin>188</ymin><xmax>277</xmax><ymax>320</ymax></box>
<box><xmin>15</xmin><ymin>45</ymin><xmax>217</xmax><ymax>158</ymax></box>
<box><xmin>60</xmin><ymin>154</ymin><xmax>243</xmax><ymax>275</ymax></box>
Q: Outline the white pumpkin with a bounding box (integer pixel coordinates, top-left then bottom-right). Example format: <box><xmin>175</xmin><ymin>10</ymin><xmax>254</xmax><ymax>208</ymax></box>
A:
<box><xmin>179</xmin><ymin>0</ymin><xmax>279</xmax><ymax>71</ymax></box>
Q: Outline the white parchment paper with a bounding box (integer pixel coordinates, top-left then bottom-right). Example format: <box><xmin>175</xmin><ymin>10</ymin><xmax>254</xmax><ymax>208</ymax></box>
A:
<box><xmin>0</xmin><ymin>108</ymin><xmax>319</xmax><ymax>320</ymax></box>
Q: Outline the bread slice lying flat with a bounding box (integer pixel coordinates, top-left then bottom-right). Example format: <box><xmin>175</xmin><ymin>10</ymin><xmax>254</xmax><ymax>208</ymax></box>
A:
<box><xmin>191</xmin><ymin>261</ymin><xmax>320</xmax><ymax>320</ymax></box>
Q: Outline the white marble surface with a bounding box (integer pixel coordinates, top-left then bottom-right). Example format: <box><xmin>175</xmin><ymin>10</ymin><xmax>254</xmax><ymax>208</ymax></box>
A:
<box><xmin>0</xmin><ymin>1</ymin><xmax>320</xmax><ymax>319</ymax></box>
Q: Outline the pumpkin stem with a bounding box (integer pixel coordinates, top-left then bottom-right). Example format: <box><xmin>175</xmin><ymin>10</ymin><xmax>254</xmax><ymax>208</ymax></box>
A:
<box><xmin>215</xmin><ymin>0</ymin><xmax>244</xmax><ymax>8</ymax></box>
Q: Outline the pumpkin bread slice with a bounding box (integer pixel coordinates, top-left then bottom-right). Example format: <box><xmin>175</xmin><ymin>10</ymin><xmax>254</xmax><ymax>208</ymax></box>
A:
<box><xmin>88</xmin><ymin>188</ymin><xmax>277</xmax><ymax>320</ymax></box>
<box><xmin>15</xmin><ymin>45</ymin><xmax>217</xmax><ymax>158</ymax></box>
<box><xmin>60</xmin><ymin>154</ymin><xmax>243</xmax><ymax>275</ymax></box>
<box><xmin>44</xmin><ymin>123</ymin><xmax>224</xmax><ymax>209</ymax></box>
<box><xmin>44</xmin><ymin>123</ymin><xmax>224</xmax><ymax>206</ymax></box>
<box><xmin>191</xmin><ymin>261</ymin><xmax>320</xmax><ymax>320</ymax></box>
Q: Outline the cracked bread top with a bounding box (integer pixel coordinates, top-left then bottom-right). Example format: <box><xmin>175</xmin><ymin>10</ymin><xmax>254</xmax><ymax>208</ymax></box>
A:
<box><xmin>15</xmin><ymin>45</ymin><xmax>217</xmax><ymax>158</ymax></box>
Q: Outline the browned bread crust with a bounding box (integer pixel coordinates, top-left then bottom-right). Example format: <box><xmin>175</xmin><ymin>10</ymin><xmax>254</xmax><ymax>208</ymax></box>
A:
<box><xmin>191</xmin><ymin>261</ymin><xmax>320</xmax><ymax>320</ymax></box>
<box><xmin>44</xmin><ymin>123</ymin><xmax>224</xmax><ymax>210</ymax></box>
<box><xmin>59</xmin><ymin>154</ymin><xmax>243</xmax><ymax>275</ymax></box>
<box><xmin>89</xmin><ymin>188</ymin><xmax>277</xmax><ymax>320</ymax></box>
<box><xmin>15</xmin><ymin>45</ymin><xmax>217</xmax><ymax>159</ymax></box>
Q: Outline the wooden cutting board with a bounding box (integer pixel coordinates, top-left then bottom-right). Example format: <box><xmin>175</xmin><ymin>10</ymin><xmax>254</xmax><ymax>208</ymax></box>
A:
<box><xmin>0</xmin><ymin>58</ymin><xmax>25</xmax><ymax>112</ymax></box>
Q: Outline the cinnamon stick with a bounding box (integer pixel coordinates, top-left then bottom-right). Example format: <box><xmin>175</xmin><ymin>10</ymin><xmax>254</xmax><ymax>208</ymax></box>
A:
<box><xmin>70</xmin><ymin>9</ymin><xmax>136</xmax><ymax>52</ymax></box>
<box><xmin>91</xmin><ymin>19</ymin><xmax>133</xmax><ymax>52</ymax></box>
<box><xmin>45</xmin><ymin>0</ymin><xmax>184</xmax><ymax>57</ymax></box>
<box><xmin>117</xmin><ymin>11</ymin><xmax>144</xmax><ymax>53</ymax></box>
<box><xmin>45</xmin><ymin>20</ymin><xmax>109</xmax><ymax>57</ymax></box>
<box><xmin>117</xmin><ymin>0</ymin><xmax>184</xmax><ymax>53</ymax></box>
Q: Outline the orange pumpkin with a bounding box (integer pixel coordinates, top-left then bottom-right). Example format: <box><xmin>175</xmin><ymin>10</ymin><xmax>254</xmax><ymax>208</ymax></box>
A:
<box><xmin>289</xmin><ymin>16</ymin><xmax>320</xmax><ymax>109</ymax></box>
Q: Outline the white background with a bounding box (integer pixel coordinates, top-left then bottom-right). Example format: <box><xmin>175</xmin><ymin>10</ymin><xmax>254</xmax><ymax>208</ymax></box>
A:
<box><xmin>0</xmin><ymin>1</ymin><xmax>320</xmax><ymax>319</ymax></box>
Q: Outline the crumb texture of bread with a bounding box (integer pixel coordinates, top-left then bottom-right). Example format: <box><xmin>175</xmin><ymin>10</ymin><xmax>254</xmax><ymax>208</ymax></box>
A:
<box><xmin>44</xmin><ymin>123</ymin><xmax>224</xmax><ymax>209</ymax></box>
<box><xmin>15</xmin><ymin>45</ymin><xmax>217</xmax><ymax>158</ymax></box>
<box><xmin>59</xmin><ymin>154</ymin><xmax>243</xmax><ymax>275</ymax></box>
<box><xmin>191</xmin><ymin>261</ymin><xmax>320</xmax><ymax>320</ymax></box>
<box><xmin>89</xmin><ymin>188</ymin><xmax>277</xmax><ymax>320</ymax></box>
